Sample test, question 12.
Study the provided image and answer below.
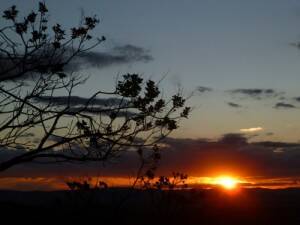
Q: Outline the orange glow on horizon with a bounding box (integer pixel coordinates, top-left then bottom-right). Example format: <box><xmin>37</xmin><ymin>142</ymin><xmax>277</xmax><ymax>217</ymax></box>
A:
<box><xmin>2</xmin><ymin>175</ymin><xmax>300</xmax><ymax>191</ymax></box>
<box><xmin>213</xmin><ymin>176</ymin><xmax>238</xmax><ymax>189</ymax></box>
<box><xmin>190</xmin><ymin>175</ymin><xmax>244</xmax><ymax>190</ymax></box>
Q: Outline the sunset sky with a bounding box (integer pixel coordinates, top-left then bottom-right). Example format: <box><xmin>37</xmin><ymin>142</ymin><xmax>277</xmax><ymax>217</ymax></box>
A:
<box><xmin>1</xmin><ymin>0</ymin><xmax>300</xmax><ymax>190</ymax></box>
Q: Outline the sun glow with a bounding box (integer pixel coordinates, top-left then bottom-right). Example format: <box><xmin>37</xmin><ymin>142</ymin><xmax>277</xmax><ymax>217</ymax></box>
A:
<box><xmin>214</xmin><ymin>176</ymin><xmax>238</xmax><ymax>189</ymax></box>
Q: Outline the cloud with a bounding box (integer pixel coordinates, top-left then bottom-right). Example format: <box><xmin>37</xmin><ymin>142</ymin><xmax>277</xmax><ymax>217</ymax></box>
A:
<box><xmin>228</xmin><ymin>88</ymin><xmax>284</xmax><ymax>100</ymax></box>
<box><xmin>265</xmin><ymin>132</ymin><xmax>274</xmax><ymax>136</ymax></box>
<box><xmin>66</xmin><ymin>106</ymin><xmax>136</xmax><ymax>117</ymax></box>
<box><xmin>0</xmin><ymin>44</ymin><xmax>153</xmax><ymax>81</ymax></box>
<box><xmin>34</xmin><ymin>96</ymin><xmax>136</xmax><ymax>117</ymax></box>
<box><xmin>219</xmin><ymin>133</ymin><xmax>248</xmax><ymax>145</ymax></box>
<box><xmin>156</xmin><ymin>136</ymin><xmax>300</xmax><ymax>178</ymax></box>
<box><xmin>294</xmin><ymin>97</ymin><xmax>300</xmax><ymax>102</ymax></box>
<box><xmin>240</xmin><ymin>127</ymin><xmax>263</xmax><ymax>133</ymax></box>
<box><xmin>34</xmin><ymin>96</ymin><xmax>128</xmax><ymax>107</ymax></box>
<box><xmin>227</xmin><ymin>102</ymin><xmax>242</xmax><ymax>108</ymax></box>
<box><xmin>0</xmin><ymin>147</ymin><xmax>27</xmax><ymax>162</ymax></box>
<box><xmin>0</xmin><ymin>50</ymin><xmax>56</xmax><ymax>81</ymax></box>
<box><xmin>68</xmin><ymin>44</ymin><xmax>153</xmax><ymax>71</ymax></box>
<box><xmin>274</xmin><ymin>102</ymin><xmax>296</xmax><ymax>109</ymax></box>
<box><xmin>196</xmin><ymin>86</ymin><xmax>213</xmax><ymax>94</ymax></box>
<box><xmin>3</xmin><ymin>133</ymin><xmax>300</xmax><ymax>180</ymax></box>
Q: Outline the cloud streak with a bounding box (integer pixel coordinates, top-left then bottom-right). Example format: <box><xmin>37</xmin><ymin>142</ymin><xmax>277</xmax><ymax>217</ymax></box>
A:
<box><xmin>228</xmin><ymin>88</ymin><xmax>284</xmax><ymax>100</ymax></box>
<box><xmin>227</xmin><ymin>102</ymin><xmax>242</xmax><ymax>108</ymax></box>
<box><xmin>0</xmin><ymin>44</ymin><xmax>153</xmax><ymax>80</ymax></box>
<box><xmin>240</xmin><ymin>127</ymin><xmax>263</xmax><ymax>133</ymax></box>
<box><xmin>274</xmin><ymin>102</ymin><xmax>296</xmax><ymax>109</ymax></box>
<box><xmin>68</xmin><ymin>44</ymin><xmax>153</xmax><ymax>71</ymax></box>
<box><xmin>34</xmin><ymin>96</ymin><xmax>128</xmax><ymax>107</ymax></box>
<box><xmin>34</xmin><ymin>96</ymin><xmax>135</xmax><ymax>117</ymax></box>
<box><xmin>294</xmin><ymin>97</ymin><xmax>300</xmax><ymax>102</ymax></box>
<box><xmin>196</xmin><ymin>86</ymin><xmax>213</xmax><ymax>94</ymax></box>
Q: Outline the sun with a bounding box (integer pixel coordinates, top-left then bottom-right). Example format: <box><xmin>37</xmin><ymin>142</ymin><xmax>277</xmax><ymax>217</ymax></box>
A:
<box><xmin>214</xmin><ymin>176</ymin><xmax>238</xmax><ymax>189</ymax></box>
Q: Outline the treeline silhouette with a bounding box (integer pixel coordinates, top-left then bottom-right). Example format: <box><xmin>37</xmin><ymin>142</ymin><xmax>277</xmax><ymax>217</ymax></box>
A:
<box><xmin>1</xmin><ymin>187</ymin><xmax>300</xmax><ymax>225</ymax></box>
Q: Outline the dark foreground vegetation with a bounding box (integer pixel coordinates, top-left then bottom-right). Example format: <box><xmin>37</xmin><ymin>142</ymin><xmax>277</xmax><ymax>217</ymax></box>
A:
<box><xmin>1</xmin><ymin>188</ymin><xmax>300</xmax><ymax>225</ymax></box>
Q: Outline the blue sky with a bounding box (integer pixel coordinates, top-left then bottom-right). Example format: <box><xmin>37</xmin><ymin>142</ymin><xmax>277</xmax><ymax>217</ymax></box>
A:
<box><xmin>2</xmin><ymin>0</ymin><xmax>300</xmax><ymax>141</ymax></box>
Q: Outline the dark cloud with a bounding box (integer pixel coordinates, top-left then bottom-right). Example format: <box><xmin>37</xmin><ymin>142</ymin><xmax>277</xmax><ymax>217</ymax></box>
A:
<box><xmin>219</xmin><ymin>133</ymin><xmax>247</xmax><ymax>145</ymax></box>
<box><xmin>254</xmin><ymin>141</ymin><xmax>300</xmax><ymax>148</ymax></box>
<box><xmin>0</xmin><ymin>46</ymin><xmax>61</xmax><ymax>81</ymax></box>
<box><xmin>228</xmin><ymin>88</ymin><xmax>284</xmax><ymax>100</ymax></box>
<box><xmin>274</xmin><ymin>102</ymin><xmax>296</xmax><ymax>109</ymax></box>
<box><xmin>290</xmin><ymin>42</ymin><xmax>300</xmax><ymax>49</ymax></box>
<box><xmin>48</xmin><ymin>135</ymin><xmax>65</xmax><ymax>143</ymax></box>
<box><xmin>20</xmin><ymin>133</ymin><xmax>35</xmax><ymax>138</ymax></box>
<box><xmin>34</xmin><ymin>96</ymin><xmax>136</xmax><ymax>117</ymax></box>
<box><xmin>294</xmin><ymin>97</ymin><xmax>300</xmax><ymax>102</ymax></box>
<box><xmin>0</xmin><ymin>44</ymin><xmax>153</xmax><ymax>81</ymax></box>
<box><xmin>156</xmin><ymin>136</ymin><xmax>300</xmax><ymax>178</ymax></box>
<box><xmin>0</xmin><ymin>147</ymin><xmax>27</xmax><ymax>162</ymax></box>
<box><xmin>0</xmin><ymin>147</ymin><xmax>141</xmax><ymax>178</ymax></box>
<box><xmin>3</xmin><ymin>134</ymin><xmax>300</xmax><ymax>179</ymax></box>
<box><xmin>66</xmin><ymin>106</ymin><xmax>136</xmax><ymax>117</ymax></box>
<box><xmin>34</xmin><ymin>96</ymin><xmax>128</xmax><ymax>107</ymax></box>
<box><xmin>196</xmin><ymin>86</ymin><xmax>213</xmax><ymax>93</ymax></box>
<box><xmin>227</xmin><ymin>102</ymin><xmax>242</xmax><ymax>108</ymax></box>
<box><xmin>68</xmin><ymin>44</ymin><xmax>153</xmax><ymax>71</ymax></box>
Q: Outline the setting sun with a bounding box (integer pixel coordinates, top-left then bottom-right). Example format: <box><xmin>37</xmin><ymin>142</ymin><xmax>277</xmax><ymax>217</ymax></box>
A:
<box><xmin>214</xmin><ymin>176</ymin><xmax>238</xmax><ymax>189</ymax></box>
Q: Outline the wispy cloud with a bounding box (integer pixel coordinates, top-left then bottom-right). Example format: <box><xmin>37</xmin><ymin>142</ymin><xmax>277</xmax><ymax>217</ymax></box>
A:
<box><xmin>265</xmin><ymin>132</ymin><xmax>274</xmax><ymax>136</ymax></box>
<box><xmin>228</xmin><ymin>88</ymin><xmax>284</xmax><ymax>100</ymax></box>
<box><xmin>274</xmin><ymin>102</ymin><xmax>296</xmax><ymax>109</ymax></box>
<box><xmin>34</xmin><ymin>96</ymin><xmax>135</xmax><ymax>117</ymax></box>
<box><xmin>227</xmin><ymin>102</ymin><xmax>242</xmax><ymax>108</ymax></box>
<box><xmin>294</xmin><ymin>97</ymin><xmax>300</xmax><ymax>102</ymax></box>
<box><xmin>240</xmin><ymin>127</ymin><xmax>263</xmax><ymax>132</ymax></box>
<box><xmin>196</xmin><ymin>86</ymin><xmax>213</xmax><ymax>94</ymax></box>
<box><xmin>69</xmin><ymin>44</ymin><xmax>153</xmax><ymax>71</ymax></box>
<box><xmin>0</xmin><ymin>44</ymin><xmax>153</xmax><ymax>80</ymax></box>
<box><xmin>34</xmin><ymin>96</ymin><xmax>128</xmax><ymax>107</ymax></box>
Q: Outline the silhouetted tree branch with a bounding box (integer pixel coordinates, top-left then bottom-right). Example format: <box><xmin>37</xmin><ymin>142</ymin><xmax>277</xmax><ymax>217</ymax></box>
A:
<box><xmin>0</xmin><ymin>2</ymin><xmax>190</xmax><ymax>173</ymax></box>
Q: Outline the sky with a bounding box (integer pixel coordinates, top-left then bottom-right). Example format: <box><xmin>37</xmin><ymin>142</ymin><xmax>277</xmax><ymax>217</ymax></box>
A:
<box><xmin>1</xmin><ymin>0</ymin><xmax>300</xmax><ymax>190</ymax></box>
